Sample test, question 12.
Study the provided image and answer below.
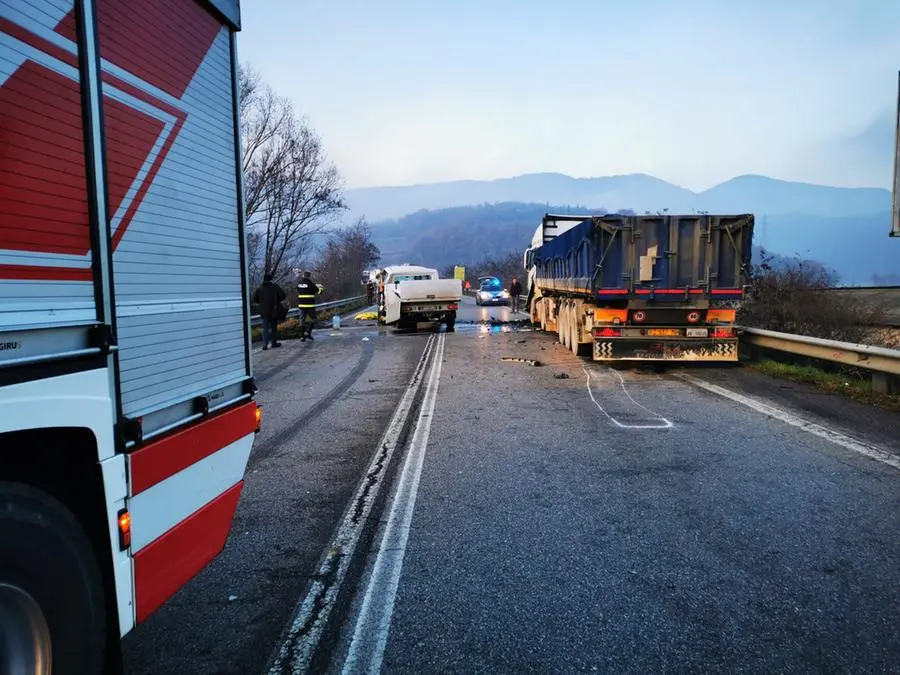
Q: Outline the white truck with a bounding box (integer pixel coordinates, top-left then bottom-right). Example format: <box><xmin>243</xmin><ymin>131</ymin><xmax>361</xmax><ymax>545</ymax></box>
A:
<box><xmin>376</xmin><ymin>264</ymin><xmax>462</xmax><ymax>331</ymax></box>
<box><xmin>0</xmin><ymin>1</ymin><xmax>258</xmax><ymax>672</ymax></box>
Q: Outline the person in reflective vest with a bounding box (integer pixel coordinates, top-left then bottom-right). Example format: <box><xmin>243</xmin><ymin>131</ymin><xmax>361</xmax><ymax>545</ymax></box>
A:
<box><xmin>297</xmin><ymin>271</ymin><xmax>323</xmax><ymax>341</ymax></box>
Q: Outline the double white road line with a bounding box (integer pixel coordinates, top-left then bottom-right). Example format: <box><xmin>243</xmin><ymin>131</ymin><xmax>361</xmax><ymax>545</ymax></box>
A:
<box><xmin>266</xmin><ymin>332</ymin><xmax>446</xmax><ymax>675</ymax></box>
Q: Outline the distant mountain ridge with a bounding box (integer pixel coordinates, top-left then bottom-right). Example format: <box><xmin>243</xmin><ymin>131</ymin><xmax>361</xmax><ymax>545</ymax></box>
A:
<box><xmin>346</xmin><ymin>172</ymin><xmax>892</xmax><ymax>222</ymax></box>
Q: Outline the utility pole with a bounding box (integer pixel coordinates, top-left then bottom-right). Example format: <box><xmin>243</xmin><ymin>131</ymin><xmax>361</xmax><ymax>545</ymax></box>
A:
<box><xmin>892</xmin><ymin>70</ymin><xmax>900</xmax><ymax>236</ymax></box>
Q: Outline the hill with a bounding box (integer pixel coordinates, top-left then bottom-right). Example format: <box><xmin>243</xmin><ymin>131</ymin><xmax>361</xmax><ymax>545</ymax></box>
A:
<box><xmin>346</xmin><ymin>172</ymin><xmax>892</xmax><ymax>222</ymax></box>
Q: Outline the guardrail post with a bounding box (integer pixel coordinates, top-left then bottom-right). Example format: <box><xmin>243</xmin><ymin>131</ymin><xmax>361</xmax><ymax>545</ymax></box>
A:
<box><xmin>872</xmin><ymin>372</ymin><xmax>896</xmax><ymax>395</ymax></box>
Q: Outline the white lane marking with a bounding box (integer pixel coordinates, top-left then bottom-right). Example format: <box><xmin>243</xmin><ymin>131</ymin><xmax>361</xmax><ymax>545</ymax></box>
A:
<box><xmin>266</xmin><ymin>334</ymin><xmax>437</xmax><ymax>675</ymax></box>
<box><xmin>583</xmin><ymin>366</ymin><xmax>674</xmax><ymax>429</ymax></box>
<box><xmin>675</xmin><ymin>373</ymin><xmax>900</xmax><ymax>471</ymax></box>
<box><xmin>341</xmin><ymin>332</ymin><xmax>446</xmax><ymax>675</ymax></box>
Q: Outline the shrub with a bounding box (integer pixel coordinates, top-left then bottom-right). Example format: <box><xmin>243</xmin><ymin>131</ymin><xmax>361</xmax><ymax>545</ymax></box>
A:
<box><xmin>738</xmin><ymin>249</ymin><xmax>886</xmax><ymax>344</ymax></box>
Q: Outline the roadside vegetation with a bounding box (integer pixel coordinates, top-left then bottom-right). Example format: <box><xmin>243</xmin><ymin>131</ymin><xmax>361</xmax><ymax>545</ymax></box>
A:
<box><xmin>249</xmin><ymin>297</ymin><xmax>372</xmax><ymax>343</ymax></box>
<box><xmin>738</xmin><ymin>248</ymin><xmax>896</xmax><ymax>403</ymax></box>
<box><xmin>738</xmin><ymin>249</ymin><xmax>887</xmax><ymax>344</ymax></box>
<box><xmin>751</xmin><ymin>360</ymin><xmax>900</xmax><ymax>411</ymax></box>
<box><xmin>441</xmin><ymin>252</ymin><xmax>524</xmax><ymax>290</ymax></box>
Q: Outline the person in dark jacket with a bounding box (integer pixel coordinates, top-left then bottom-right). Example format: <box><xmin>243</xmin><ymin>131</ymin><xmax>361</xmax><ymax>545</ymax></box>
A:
<box><xmin>509</xmin><ymin>277</ymin><xmax>523</xmax><ymax>313</ymax></box>
<box><xmin>253</xmin><ymin>273</ymin><xmax>287</xmax><ymax>350</ymax></box>
<box><xmin>297</xmin><ymin>271</ymin><xmax>323</xmax><ymax>341</ymax></box>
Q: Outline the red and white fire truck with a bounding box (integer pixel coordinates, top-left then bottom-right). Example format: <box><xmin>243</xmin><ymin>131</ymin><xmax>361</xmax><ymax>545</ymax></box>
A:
<box><xmin>0</xmin><ymin>1</ymin><xmax>259</xmax><ymax>671</ymax></box>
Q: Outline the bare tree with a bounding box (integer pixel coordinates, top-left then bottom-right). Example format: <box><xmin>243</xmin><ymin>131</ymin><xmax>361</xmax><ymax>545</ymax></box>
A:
<box><xmin>239</xmin><ymin>65</ymin><xmax>293</xmax><ymax>224</ymax></box>
<box><xmin>313</xmin><ymin>218</ymin><xmax>381</xmax><ymax>301</ymax></box>
<box><xmin>239</xmin><ymin>64</ymin><xmax>347</xmax><ymax>285</ymax></box>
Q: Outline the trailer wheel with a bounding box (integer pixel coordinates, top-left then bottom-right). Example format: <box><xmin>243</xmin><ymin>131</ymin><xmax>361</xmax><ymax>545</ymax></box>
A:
<box><xmin>558</xmin><ymin>303</ymin><xmax>567</xmax><ymax>346</ymax></box>
<box><xmin>0</xmin><ymin>482</ymin><xmax>107</xmax><ymax>675</ymax></box>
<box><xmin>569</xmin><ymin>308</ymin><xmax>580</xmax><ymax>356</ymax></box>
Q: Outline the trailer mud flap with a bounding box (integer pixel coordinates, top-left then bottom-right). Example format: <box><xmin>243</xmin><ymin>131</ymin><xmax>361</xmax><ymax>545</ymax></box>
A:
<box><xmin>593</xmin><ymin>339</ymin><xmax>738</xmax><ymax>361</ymax></box>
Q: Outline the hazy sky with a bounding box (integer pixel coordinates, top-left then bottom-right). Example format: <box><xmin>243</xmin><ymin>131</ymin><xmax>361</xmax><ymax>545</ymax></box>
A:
<box><xmin>237</xmin><ymin>0</ymin><xmax>900</xmax><ymax>191</ymax></box>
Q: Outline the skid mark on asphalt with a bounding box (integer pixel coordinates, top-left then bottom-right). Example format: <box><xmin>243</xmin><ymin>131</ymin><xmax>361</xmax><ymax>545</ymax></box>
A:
<box><xmin>583</xmin><ymin>366</ymin><xmax>674</xmax><ymax>429</ymax></box>
<box><xmin>250</xmin><ymin>340</ymin><xmax>377</xmax><ymax>466</ymax></box>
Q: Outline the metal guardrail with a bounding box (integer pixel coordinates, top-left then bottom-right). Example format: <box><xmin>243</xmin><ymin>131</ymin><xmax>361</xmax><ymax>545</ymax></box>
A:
<box><xmin>250</xmin><ymin>295</ymin><xmax>368</xmax><ymax>328</ymax></box>
<box><xmin>739</xmin><ymin>326</ymin><xmax>900</xmax><ymax>393</ymax></box>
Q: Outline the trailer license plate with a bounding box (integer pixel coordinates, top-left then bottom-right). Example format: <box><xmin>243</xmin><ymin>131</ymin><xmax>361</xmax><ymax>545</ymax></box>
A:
<box><xmin>647</xmin><ymin>329</ymin><xmax>680</xmax><ymax>337</ymax></box>
<box><xmin>686</xmin><ymin>328</ymin><xmax>708</xmax><ymax>337</ymax></box>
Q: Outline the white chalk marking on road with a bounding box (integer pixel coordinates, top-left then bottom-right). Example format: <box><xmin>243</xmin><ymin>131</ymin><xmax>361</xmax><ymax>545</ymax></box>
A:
<box><xmin>266</xmin><ymin>334</ymin><xmax>437</xmax><ymax>675</ymax></box>
<box><xmin>583</xmin><ymin>366</ymin><xmax>674</xmax><ymax>429</ymax></box>
<box><xmin>341</xmin><ymin>332</ymin><xmax>446</xmax><ymax>675</ymax></box>
<box><xmin>675</xmin><ymin>372</ymin><xmax>900</xmax><ymax>471</ymax></box>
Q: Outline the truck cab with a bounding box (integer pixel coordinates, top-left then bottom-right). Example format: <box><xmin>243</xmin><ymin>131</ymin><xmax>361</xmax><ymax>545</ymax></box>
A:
<box><xmin>378</xmin><ymin>265</ymin><xmax>462</xmax><ymax>331</ymax></box>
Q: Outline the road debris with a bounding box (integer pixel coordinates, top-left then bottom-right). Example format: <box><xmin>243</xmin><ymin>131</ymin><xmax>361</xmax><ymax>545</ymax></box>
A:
<box><xmin>500</xmin><ymin>356</ymin><xmax>541</xmax><ymax>367</ymax></box>
<box><xmin>355</xmin><ymin>311</ymin><xmax>378</xmax><ymax>320</ymax></box>
<box><xmin>553</xmin><ymin>373</ymin><xmax>570</xmax><ymax>379</ymax></box>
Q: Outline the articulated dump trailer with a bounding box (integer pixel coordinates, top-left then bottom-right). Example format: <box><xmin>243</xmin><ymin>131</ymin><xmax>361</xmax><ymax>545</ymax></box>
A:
<box><xmin>524</xmin><ymin>213</ymin><xmax>755</xmax><ymax>362</ymax></box>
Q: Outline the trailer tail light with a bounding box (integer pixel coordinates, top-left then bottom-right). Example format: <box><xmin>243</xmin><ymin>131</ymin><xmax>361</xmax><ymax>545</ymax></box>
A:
<box><xmin>711</xmin><ymin>327</ymin><xmax>734</xmax><ymax>338</ymax></box>
<box><xmin>631</xmin><ymin>311</ymin><xmax>646</xmax><ymax>323</ymax></box>
<box><xmin>706</xmin><ymin>309</ymin><xmax>736</xmax><ymax>324</ymax></box>
<box><xmin>118</xmin><ymin>509</ymin><xmax>131</xmax><ymax>550</ymax></box>
<box><xmin>687</xmin><ymin>311</ymin><xmax>701</xmax><ymax>323</ymax></box>
<box><xmin>447</xmin><ymin>304</ymin><xmax>459</xmax><ymax>310</ymax></box>
<box><xmin>255</xmin><ymin>405</ymin><xmax>262</xmax><ymax>433</ymax></box>
<box><xmin>594</xmin><ymin>308</ymin><xmax>627</xmax><ymax>324</ymax></box>
<box><xmin>594</xmin><ymin>327</ymin><xmax>622</xmax><ymax>337</ymax></box>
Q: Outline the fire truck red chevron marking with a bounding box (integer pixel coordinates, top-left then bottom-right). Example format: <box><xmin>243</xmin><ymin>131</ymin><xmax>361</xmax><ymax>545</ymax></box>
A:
<box><xmin>0</xmin><ymin>265</ymin><xmax>93</xmax><ymax>281</ymax></box>
<box><xmin>55</xmin><ymin>0</ymin><xmax>222</xmax><ymax>100</ymax></box>
<box><xmin>101</xmin><ymin>95</ymin><xmax>170</xmax><ymax>239</ymax></box>
<box><xmin>0</xmin><ymin>61</ymin><xmax>90</xmax><ymax>257</ymax></box>
<box><xmin>1</xmin><ymin>3</ymin><xmax>220</xmax><ymax>283</ymax></box>
<box><xmin>0</xmin><ymin>17</ymin><xmax>78</xmax><ymax>69</ymax></box>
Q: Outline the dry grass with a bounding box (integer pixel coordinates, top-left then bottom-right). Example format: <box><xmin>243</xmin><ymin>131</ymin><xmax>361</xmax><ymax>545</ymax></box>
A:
<box><xmin>750</xmin><ymin>359</ymin><xmax>900</xmax><ymax>412</ymax></box>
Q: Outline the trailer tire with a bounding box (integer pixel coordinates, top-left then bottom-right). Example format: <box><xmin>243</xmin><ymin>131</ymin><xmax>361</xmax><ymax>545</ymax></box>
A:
<box><xmin>569</xmin><ymin>306</ymin><xmax>580</xmax><ymax>356</ymax></box>
<box><xmin>558</xmin><ymin>303</ymin><xmax>567</xmax><ymax>346</ymax></box>
<box><xmin>0</xmin><ymin>482</ymin><xmax>107</xmax><ymax>675</ymax></box>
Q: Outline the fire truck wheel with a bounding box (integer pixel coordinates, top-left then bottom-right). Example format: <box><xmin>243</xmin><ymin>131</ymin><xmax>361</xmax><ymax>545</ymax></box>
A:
<box><xmin>0</xmin><ymin>482</ymin><xmax>106</xmax><ymax>675</ymax></box>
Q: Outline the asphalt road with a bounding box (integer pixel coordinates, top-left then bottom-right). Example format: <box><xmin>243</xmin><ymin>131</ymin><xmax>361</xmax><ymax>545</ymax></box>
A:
<box><xmin>325</xmin><ymin>329</ymin><xmax>900</xmax><ymax>673</ymax></box>
<box><xmin>122</xmin><ymin>307</ymin><xmax>900</xmax><ymax>674</ymax></box>
<box><xmin>455</xmin><ymin>294</ymin><xmax>527</xmax><ymax>325</ymax></box>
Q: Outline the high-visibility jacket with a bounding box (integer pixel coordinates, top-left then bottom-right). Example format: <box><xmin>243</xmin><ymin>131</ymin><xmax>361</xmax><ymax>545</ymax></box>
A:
<box><xmin>297</xmin><ymin>279</ymin><xmax>323</xmax><ymax>308</ymax></box>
